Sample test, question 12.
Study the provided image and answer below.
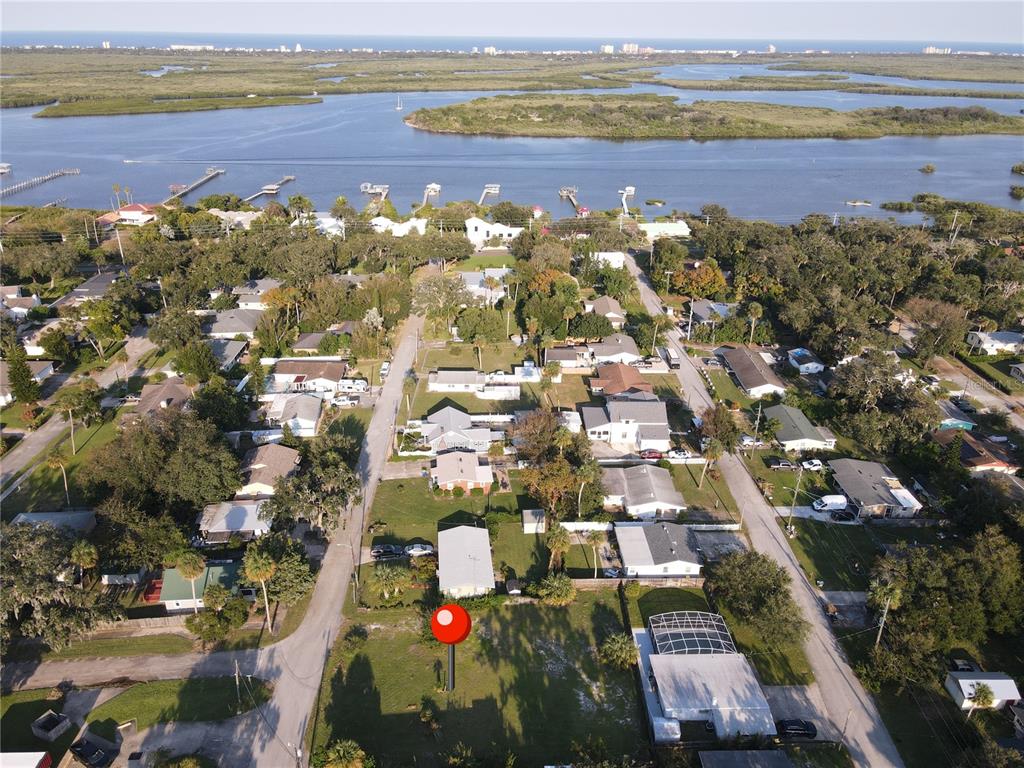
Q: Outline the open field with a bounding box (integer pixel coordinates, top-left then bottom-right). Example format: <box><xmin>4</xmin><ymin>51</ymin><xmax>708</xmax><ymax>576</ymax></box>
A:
<box><xmin>85</xmin><ymin>677</ymin><xmax>272</xmax><ymax>741</ymax></box>
<box><xmin>310</xmin><ymin>591</ymin><xmax>646</xmax><ymax>765</ymax></box>
<box><xmin>0</xmin><ymin>688</ymin><xmax>77</xmax><ymax>763</ymax></box>
<box><xmin>457</xmin><ymin>251</ymin><xmax>515</xmax><ymax>270</ymax></box>
<box><xmin>959</xmin><ymin>353</ymin><xmax>1024</xmax><ymax>393</ymax></box>
<box><xmin>407</xmin><ymin>94</ymin><xmax>1024</xmax><ymax>141</ymax></box>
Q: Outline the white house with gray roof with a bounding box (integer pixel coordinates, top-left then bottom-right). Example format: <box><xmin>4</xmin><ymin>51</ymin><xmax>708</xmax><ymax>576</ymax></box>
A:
<box><xmin>688</xmin><ymin>299</ymin><xmax>736</xmax><ymax>327</ymax></box>
<box><xmin>206</xmin><ymin>308</ymin><xmax>262</xmax><ymax>339</ymax></box>
<box><xmin>583</xmin><ymin>296</ymin><xmax>626</xmax><ymax>329</ymax></box>
<box><xmin>438</xmin><ymin>525</ymin><xmax>495</xmax><ymax>597</ymax></box>
<box><xmin>764</xmin><ymin>404</ymin><xmax>836</xmax><ymax>452</ymax></box>
<box><xmin>231</xmin><ymin>278</ymin><xmax>282</xmax><ymax>310</ymax></box>
<box><xmin>614</xmin><ymin>522</ymin><xmax>701</xmax><ymax>577</ymax></box>
<box><xmin>417</xmin><ymin>406</ymin><xmax>499</xmax><ymax>453</ymax></box>
<box><xmin>603</xmin><ymin>465</ymin><xmax>686</xmax><ymax>519</ymax></box>
<box><xmin>828</xmin><ymin>458</ymin><xmax>921</xmax><ymax>518</ymax></box>
<box><xmin>581</xmin><ymin>398</ymin><xmax>671</xmax><ymax>452</ymax></box>
<box><xmin>966</xmin><ymin>330</ymin><xmax>1024</xmax><ymax>356</ymax></box>
<box><xmin>589</xmin><ymin>333</ymin><xmax>642</xmax><ymax>365</ymax></box>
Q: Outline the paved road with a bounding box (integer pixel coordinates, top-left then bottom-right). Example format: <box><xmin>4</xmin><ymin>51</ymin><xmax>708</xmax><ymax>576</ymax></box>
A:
<box><xmin>625</xmin><ymin>252</ymin><xmax>904</xmax><ymax>768</ymax></box>
<box><xmin>0</xmin><ymin>328</ymin><xmax>156</xmax><ymax>493</ymax></box>
<box><xmin>2</xmin><ymin>316</ymin><xmax>425</xmax><ymax>768</ymax></box>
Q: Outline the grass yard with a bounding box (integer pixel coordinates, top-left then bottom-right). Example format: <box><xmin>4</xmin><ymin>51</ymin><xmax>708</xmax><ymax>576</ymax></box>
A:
<box><xmin>0</xmin><ymin>688</ymin><xmax>76</xmax><ymax>763</ymax></box>
<box><xmin>745</xmin><ymin>451</ymin><xmax>833</xmax><ymax>508</ymax></box>
<box><xmin>0</xmin><ymin>405</ymin><xmax>33</xmax><ymax>431</ymax></box>
<box><xmin>707</xmin><ymin>369</ymin><xmax>756</xmax><ymax>409</ymax></box>
<box><xmin>310</xmin><ymin>591</ymin><xmax>646</xmax><ymax>766</ymax></box>
<box><xmin>1</xmin><ymin>412</ymin><xmax>121</xmax><ymax>519</ymax></box>
<box><xmin>4</xmin><ymin>634</ymin><xmax>194</xmax><ymax>663</ymax></box>
<box><xmin>670</xmin><ymin>463</ymin><xmax>738</xmax><ymax>521</ymax></box>
<box><xmin>624</xmin><ymin>586</ymin><xmax>710</xmax><ymax>627</ymax></box>
<box><xmin>457</xmin><ymin>252</ymin><xmax>515</xmax><ymax>270</ymax></box>
<box><xmin>960</xmin><ymin>353</ymin><xmax>1024</xmax><ymax>393</ymax></box>
<box><xmin>217</xmin><ymin>589</ymin><xmax>314</xmax><ymax>651</ymax></box>
<box><xmin>643</xmin><ymin>373</ymin><xmax>683</xmax><ymax>400</ymax></box>
<box><xmin>719</xmin><ymin>605</ymin><xmax>815</xmax><ymax>686</ymax></box>
<box><xmin>785</xmin><ymin>744</ymin><xmax>855</xmax><ymax>768</ymax></box>
<box><xmin>325</xmin><ymin>407</ymin><xmax>374</xmax><ymax>445</ymax></box>
<box><xmin>86</xmin><ymin>677</ymin><xmax>272</xmax><ymax>742</ymax></box>
<box><xmin>421</xmin><ymin>342</ymin><xmax>529</xmax><ymax>374</ymax></box>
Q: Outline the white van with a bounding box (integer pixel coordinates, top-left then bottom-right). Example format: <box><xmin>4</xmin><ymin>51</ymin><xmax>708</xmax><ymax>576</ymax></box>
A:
<box><xmin>812</xmin><ymin>495</ymin><xmax>848</xmax><ymax>512</ymax></box>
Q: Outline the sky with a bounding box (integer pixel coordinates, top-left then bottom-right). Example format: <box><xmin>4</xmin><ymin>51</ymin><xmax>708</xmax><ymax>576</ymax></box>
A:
<box><xmin>2</xmin><ymin>0</ymin><xmax>1022</xmax><ymax>44</ymax></box>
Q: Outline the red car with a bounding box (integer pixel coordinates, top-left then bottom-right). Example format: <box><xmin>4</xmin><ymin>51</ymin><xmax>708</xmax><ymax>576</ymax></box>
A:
<box><xmin>639</xmin><ymin>450</ymin><xmax>664</xmax><ymax>460</ymax></box>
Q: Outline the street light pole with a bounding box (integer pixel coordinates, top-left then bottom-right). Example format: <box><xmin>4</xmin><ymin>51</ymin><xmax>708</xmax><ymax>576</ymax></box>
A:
<box><xmin>788</xmin><ymin>464</ymin><xmax>804</xmax><ymax>535</ymax></box>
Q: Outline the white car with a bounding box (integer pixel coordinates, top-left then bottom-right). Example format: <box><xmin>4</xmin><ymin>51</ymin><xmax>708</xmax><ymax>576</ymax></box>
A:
<box><xmin>667</xmin><ymin>449</ymin><xmax>694</xmax><ymax>460</ymax></box>
<box><xmin>403</xmin><ymin>543</ymin><xmax>435</xmax><ymax>557</ymax></box>
<box><xmin>332</xmin><ymin>395</ymin><xmax>358</xmax><ymax>408</ymax></box>
<box><xmin>801</xmin><ymin>459</ymin><xmax>825</xmax><ymax>471</ymax></box>
<box><xmin>380</xmin><ymin>361</ymin><xmax>391</xmax><ymax>379</ymax></box>
<box><xmin>740</xmin><ymin>434</ymin><xmax>764</xmax><ymax>448</ymax></box>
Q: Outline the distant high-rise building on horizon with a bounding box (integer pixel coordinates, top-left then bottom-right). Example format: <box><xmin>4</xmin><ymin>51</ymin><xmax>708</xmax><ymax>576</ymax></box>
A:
<box><xmin>923</xmin><ymin>45</ymin><xmax>952</xmax><ymax>54</ymax></box>
<box><xmin>621</xmin><ymin>42</ymin><xmax>639</xmax><ymax>55</ymax></box>
<box><xmin>101</xmin><ymin>40</ymin><xmax>111</xmax><ymax>49</ymax></box>
<box><xmin>599</xmin><ymin>44</ymin><xmax>614</xmax><ymax>54</ymax></box>
<box><xmin>483</xmin><ymin>45</ymin><xmax>498</xmax><ymax>55</ymax></box>
<box><xmin>295</xmin><ymin>43</ymin><xmax>303</xmax><ymax>53</ymax></box>
<box><xmin>766</xmin><ymin>43</ymin><xmax>776</xmax><ymax>53</ymax></box>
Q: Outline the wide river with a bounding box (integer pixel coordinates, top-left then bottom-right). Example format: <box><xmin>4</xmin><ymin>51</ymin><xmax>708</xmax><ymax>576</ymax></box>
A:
<box><xmin>2</xmin><ymin>64</ymin><xmax>1023</xmax><ymax>221</ymax></box>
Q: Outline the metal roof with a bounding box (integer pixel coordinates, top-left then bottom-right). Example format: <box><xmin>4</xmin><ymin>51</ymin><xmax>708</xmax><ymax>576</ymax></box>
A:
<box><xmin>648</xmin><ymin>611</ymin><xmax>738</xmax><ymax>655</ymax></box>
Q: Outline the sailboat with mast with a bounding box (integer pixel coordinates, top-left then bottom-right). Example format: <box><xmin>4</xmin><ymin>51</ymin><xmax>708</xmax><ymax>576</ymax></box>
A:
<box><xmin>395</xmin><ymin>94</ymin><xmax>403</xmax><ymax>111</ymax></box>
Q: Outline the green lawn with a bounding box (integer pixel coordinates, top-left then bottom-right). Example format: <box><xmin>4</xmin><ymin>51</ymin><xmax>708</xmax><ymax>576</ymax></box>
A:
<box><xmin>218</xmin><ymin>589</ymin><xmax>314</xmax><ymax>651</ymax></box>
<box><xmin>0</xmin><ymin>688</ymin><xmax>76</xmax><ymax>763</ymax></box>
<box><xmin>745</xmin><ymin>451</ymin><xmax>833</xmax><ymax>508</ymax></box>
<box><xmin>707</xmin><ymin>369</ymin><xmax>756</xmax><ymax>409</ymax></box>
<box><xmin>960</xmin><ymin>353</ymin><xmax>1024</xmax><ymax>393</ymax></box>
<box><xmin>643</xmin><ymin>373</ymin><xmax>683</xmax><ymax>400</ymax></box>
<box><xmin>457</xmin><ymin>252</ymin><xmax>515</xmax><ymax>270</ymax></box>
<box><xmin>719</xmin><ymin>605</ymin><xmax>815</xmax><ymax>685</ymax></box>
<box><xmin>624</xmin><ymin>586</ymin><xmax>710</xmax><ymax>627</ymax></box>
<box><xmin>2</xmin><ymin>412</ymin><xmax>122</xmax><ymax>518</ymax></box>
<box><xmin>670</xmin><ymin>463</ymin><xmax>738</xmax><ymax>521</ymax></box>
<box><xmin>785</xmin><ymin>744</ymin><xmax>855</xmax><ymax>768</ymax></box>
<box><xmin>310</xmin><ymin>591</ymin><xmax>644</xmax><ymax>766</ymax></box>
<box><xmin>4</xmin><ymin>634</ymin><xmax>194</xmax><ymax>663</ymax></box>
<box><xmin>0</xmin><ymin>405</ymin><xmax>32</xmax><ymax>431</ymax></box>
<box><xmin>422</xmin><ymin>342</ymin><xmax>529</xmax><ymax>374</ymax></box>
<box><xmin>86</xmin><ymin>677</ymin><xmax>272</xmax><ymax>742</ymax></box>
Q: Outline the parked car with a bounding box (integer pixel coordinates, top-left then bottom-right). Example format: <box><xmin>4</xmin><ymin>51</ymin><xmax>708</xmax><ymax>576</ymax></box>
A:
<box><xmin>639</xmin><ymin>449</ymin><xmax>664</xmax><ymax>460</ymax></box>
<box><xmin>371</xmin><ymin>544</ymin><xmax>403</xmax><ymax>558</ymax></box>
<box><xmin>332</xmin><ymin>394</ymin><xmax>359</xmax><ymax>408</ymax></box>
<box><xmin>603</xmin><ymin>567</ymin><xmax>623</xmax><ymax>578</ymax></box>
<box><xmin>71</xmin><ymin>738</ymin><xmax>112</xmax><ymax>767</ymax></box>
<box><xmin>667</xmin><ymin>449</ymin><xmax>693</xmax><ymax>460</ymax></box>
<box><xmin>830</xmin><ymin>509</ymin><xmax>857</xmax><ymax>522</ymax></box>
<box><xmin>703</xmin><ymin>358</ymin><xmax>722</xmax><ymax>368</ymax></box>
<box><xmin>813</xmin><ymin>494</ymin><xmax>848</xmax><ymax>512</ymax></box>
<box><xmin>404</xmin><ymin>543</ymin><xmax>435</xmax><ymax>557</ymax></box>
<box><xmin>801</xmin><ymin>459</ymin><xmax>824</xmax><ymax>471</ymax></box>
<box><xmin>767</xmin><ymin>457</ymin><xmax>796</xmax><ymax>471</ymax></box>
<box><xmin>951</xmin><ymin>396</ymin><xmax>977</xmax><ymax>414</ymax></box>
<box><xmin>740</xmin><ymin>434</ymin><xmax>765</xmax><ymax>448</ymax></box>
<box><xmin>776</xmin><ymin>719</ymin><xmax>818</xmax><ymax>740</ymax></box>
<box><xmin>921</xmin><ymin>374</ymin><xmax>940</xmax><ymax>387</ymax></box>
<box><xmin>373</xmin><ymin>552</ymin><xmax>404</xmax><ymax>562</ymax></box>
<box><xmin>380</xmin><ymin>361</ymin><xmax>391</xmax><ymax>379</ymax></box>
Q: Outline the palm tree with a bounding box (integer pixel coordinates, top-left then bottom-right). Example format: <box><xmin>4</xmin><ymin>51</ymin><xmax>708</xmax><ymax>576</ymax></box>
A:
<box><xmin>552</xmin><ymin>427</ymin><xmax>573</xmax><ymax>457</ymax></box>
<box><xmin>747</xmin><ymin>301</ymin><xmax>763</xmax><ymax>344</ymax></box>
<box><xmin>699</xmin><ymin>438</ymin><xmax>723</xmax><ymax>489</ymax></box>
<box><xmin>69</xmin><ymin>540</ymin><xmax>98</xmax><ymax>587</ymax></box>
<box><xmin>536</xmin><ymin>572</ymin><xmax>576</xmax><ymax>606</ymax></box>
<box><xmin>55</xmin><ymin>380</ymin><xmax>101</xmax><ymax>455</ymax></box>
<box><xmin>545</xmin><ymin>524</ymin><xmax>572</xmax><ymax>573</ymax></box>
<box><xmin>322</xmin><ymin>739</ymin><xmax>368</xmax><ymax>768</ymax></box>
<box><xmin>869</xmin><ymin>577</ymin><xmax>903</xmax><ymax>648</ymax></box>
<box><xmin>46</xmin><ymin>449</ymin><xmax>71</xmax><ymax>506</ymax></box>
<box><xmin>967</xmin><ymin>682</ymin><xmax>994</xmax><ymax>719</ymax></box>
<box><xmin>472</xmin><ymin>335</ymin><xmax>485</xmax><ymax>370</ymax></box>
<box><xmin>243</xmin><ymin>547</ymin><xmax>278</xmax><ymax>634</ymax></box>
<box><xmin>586</xmin><ymin>530</ymin><xmax>604</xmax><ymax>579</ymax></box>
<box><xmin>371</xmin><ymin>563</ymin><xmax>412</xmax><ymax>603</ymax></box>
<box><xmin>598</xmin><ymin>633</ymin><xmax>638</xmax><ymax>669</ymax></box>
<box><xmin>175</xmin><ymin>549</ymin><xmax>207</xmax><ymax>615</ymax></box>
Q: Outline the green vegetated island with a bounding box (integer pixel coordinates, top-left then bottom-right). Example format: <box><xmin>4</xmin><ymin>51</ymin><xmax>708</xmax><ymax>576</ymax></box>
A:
<box><xmin>2</xmin><ymin>48</ymin><xmax>1023</xmax><ymax>117</ymax></box>
<box><xmin>405</xmin><ymin>94</ymin><xmax>1024</xmax><ymax>141</ymax></box>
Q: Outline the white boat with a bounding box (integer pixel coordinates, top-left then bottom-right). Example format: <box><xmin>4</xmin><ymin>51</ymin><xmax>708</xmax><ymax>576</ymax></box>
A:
<box><xmin>395</xmin><ymin>95</ymin><xmax>403</xmax><ymax>111</ymax></box>
<box><xmin>845</xmin><ymin>200</ymin><xmax>872</xmax><ymax>207</ymax></box>
<box><xmin>0</xmin><ymin>163</ymin><xmax>10</xmax><ymax>175</ymax></box>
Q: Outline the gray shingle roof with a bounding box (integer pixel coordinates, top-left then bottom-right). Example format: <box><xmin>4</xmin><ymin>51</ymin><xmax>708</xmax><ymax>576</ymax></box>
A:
<box><xmin>604</xmin><ymin>465</ymin><xmax>685</xmax><ymax>509</ymax></box>
<box><xmin>720</xmin><ymin>346</ymin><xmax>785</xmax><ymax>394</ymax></box>
<box><xmin>764</xmin><ymin>404</ymin><xmax>822</xmax><ymax>444</ymax></box>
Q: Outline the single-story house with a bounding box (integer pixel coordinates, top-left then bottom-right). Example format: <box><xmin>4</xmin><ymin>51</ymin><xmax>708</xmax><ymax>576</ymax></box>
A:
<box><xmin>236</xmin><ymin>443</ymin><xmax>301</xmax><ymax>498</ymax></box>
<box><xmin>592</xmin><ymin>251</ymin><xmax>626</xmax><ymax>269</ymax></box>
<box><xmin>582</xmin><ymin>397</ymin><xmax>671</xmax><ymax>452</ymax></box>
<box><xmin>1</xmin><ymin>286</ymin><xmax>41</xmax><ymax>319</ymax></box>
<box><xmin>68</xmin><ymin>271</ymin><xmax>119</xmax><ymax>303</ymax></box>
<box><xmin>419</xmin><ymin>406</ymin><xmax>497</xmax><ymax>453</ymax></box>
<box><xmin>205</xmin><ymin>338</ymin><xmax>247</xmax><ymax>371</ymax></box>
<box><xmin>270</xmin><ymin>359</ymin><xmax>349</xmax><ymax>394</ymax></box>
<box><xmin>159</xmin><ymin>561</ymin><xmax>241</xmax><ymax>612</ymax></box>
<box><xmin>719</xmin><ymin>346</ymin><xmax>787</xmax><ymax>399</ymax></box>
<box><xmin>231</xmin><ymin>278</ymin><xmax>282</xmax><ymax>310</ymax></box>
<box><xmin>937</xmin><ymin>399</ymin><xmax>978</xmax><ymax>431</ymax></box>
<box><xmin>764</xmin><ymin>404</ymin><xmax>836</xmax><ymax>452</ymax></box>
<box><xmin>589</xmin><ymin>333</ymin><xmax>642</xmax><ymax>365</ymax></box>
<box><xmin>426</xmin><ymin>369</ymin><xmax>520</xmax><ymax>400</ymax></box>
<box><xmin>787</xmin><ymin>347</ymin><xmax>825</xmax><ymax>375</ymax></box>
<box><xmin>266</xmin><ymin>393</ymin><xmax>323</xmax><ymax>435</ymax></box>
<box><xmin>929</xmin><ymin>430</ymin><xmax>1020</xmax><ymax>474</ymax></box>
<box><xmin>430</xmin><ymin>449</ymin><xmax>494</xmax><ymax>493</ymax></box>
<box><xmin>638</xmin><ymin>221</ymin><xmax>691</xmax><ymax>241</ymax></box>
<box><xmin>293</xmin><ymin>332</ymin><xmax>329</xmax><ymax>354</ymax></box>
<box><xmin>604</xmin><ymin>466</ymin><xmax>686</xmax><ymax>519</ymax></box>
<box><xmin>369</xmin><ymin>216</ymin><xmax>428</xmax><ymax>237</ymax></box>
<box><xmin>649</xmin><ymin>652</ymin><xmax>775</xmax><ymax>738</ymax></box>
<box><xmin>206</xmin><ymin>308</ymin><xmax>262</xmax><ymax>339</ymax></box>
<box><xmin>0</xmin><ymin>359</ymin><xmax>54</xmax><ymax>406</ymax></box>
<box><xmin>114</xmin><ymin>203</ymin><xmax>160</xmax><ymax>226</ymax></box>
<box><xmin>614</xmin><ymin>522</ymin><xmax>700</xmax><ymax>576</ymax></box>
<box><xmin>944</xmin><ymin>671</ymin><xmax>1021</xmax><ymax>711</ymax></box>
<box><xmin>438</xmin><ymin>525</ymin><xmax>495</xmax><ymax>598</ymax></box>
<box><xmin>293</xmin><ymin>212</ymin><xmax>345</xmax><ymax>237</ymax></box>
<box><xmin>207</xmin><ymin>208</ymin><xmax>264</xmax><ymax>231</ymax></box>
<box><xmin>464</xmin><ymin>216</ymin><xmax>524</xmax><ymax>249</ymax></box>
<box><xmin>459</xmin><ymin>268</ymin><xmax>511</xmax><ymax>305</ymax></box>
<box><xmin>583</xmin><ymin>296</ymin><xmax>626</xmax><ymax>329</ymax></box>
<box><xmin>133</xmin><ymin>378</ymin><xmax>191</xmax><ymax>420</ymax></box>
<box><xmin>11</xmin><ymin>510</ymin><xmax>96</xmax><ymax>535</ymax></box>
<box><xmin>521</xmin><ymin>508</ymin><xmax>546</xmax><ymax>534</ymax></box>
<box><xmin>688</xmin><ymin>299</ymin><xmax>736</xmax><ymax>327</ymax></box>
<box><xmin>589</xmin><ymin>362</ymin><xmax>654</xmax><ymax>398</ymax></box>
<box><xmin>197</xmin><ymin>500</ymin><xmax>269</xmax><ymax>543</ymax></box>
<box><xmin>828</xmin><ymin>458</ymin><xmax>922</xmax><ymax>518</ymax></box>
<box><xmin>966</xmin><ymin>330</ymin><xmax>1024</xmax><ymax>356</ymax></box>
<box><xmin>544</xmin><ymin>345</ymin><xmax>592</xmax><ymax>370</ymax></box>
<box><xmin>1011</xmin><ymin>363</ymin><xmax>1024</xmax><ymax>385</ymax></box>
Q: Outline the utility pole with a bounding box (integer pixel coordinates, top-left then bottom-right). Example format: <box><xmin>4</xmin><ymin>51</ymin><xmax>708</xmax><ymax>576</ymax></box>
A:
<box><xmin>114</xmin><ymin>228</ymin><xmax>125</xmax><ymax>264</ymax></box>
<box><xmin>752</xmin><ymin>402</ymin><xmax>762</xmax><ymax>443</ymax></box>
<box><xmin>234</xmin><ymin>659</ymin><xmax>241</xmax><ymax>712</ymax></box>
<box><xmin>875</xmin><ymin>592</ymin><xmax>893</xmax><ymax>648</ymax></box>
<box><xmin>787</xmin><ymin>463</ymin><xmax>804</xmax><ymax>535</ymax></box>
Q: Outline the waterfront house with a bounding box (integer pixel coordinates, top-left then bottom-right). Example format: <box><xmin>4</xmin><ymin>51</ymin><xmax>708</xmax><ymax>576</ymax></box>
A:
<box><xmin>638</xmin><ymin>221</ymin><xmax>691</xmax><ymax>241</ymax></box>
<box><xmin>464</xmin><ymin>217</ymin><xmax>524</xmax><ymax>249</ymax></box>
<box><xmin>369</xmin><ymin>216</ymin><xmax>428</xmax><ymax>236</ymax></box>
<box><xmin>603</xmin><ymin>465</ymin><xmax>687</xmax><ymax>519</ymax></box>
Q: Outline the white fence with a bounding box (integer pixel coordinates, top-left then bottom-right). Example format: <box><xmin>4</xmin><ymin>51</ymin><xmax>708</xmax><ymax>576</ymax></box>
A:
<box><xmin>557</xmin><ymin>520</ymin><xmax>740</xmax><ymax>533</ymax></box>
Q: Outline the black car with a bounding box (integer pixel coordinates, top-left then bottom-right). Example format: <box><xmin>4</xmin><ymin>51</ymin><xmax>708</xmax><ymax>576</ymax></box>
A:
<box><xmin>951</xmin><ymin>397</ymin><xmax>977</xmax><ymax>414</ymax></box>
<box><xmin>776</xmin><ymin>719</ymin><xmax>818</xmax><ymax>740</ymax></box>
<box><xmin>70</xmin><ymin>738</ymin><xmax>112</xmax><ymax>767</ymax></box>
<box><xmin>767</xmin><ymin>457</ymin><xmax>796</xmax><ymax>471</ymax></box>
<box><xmin>830</xmin><ymin>509</ymin><xmax>857</xmax><ymax>522</ymax></box>
<box><xmin>370</xmin><ymin>544</ymin><xmax>402</xmax><ymax>558</ymax></box>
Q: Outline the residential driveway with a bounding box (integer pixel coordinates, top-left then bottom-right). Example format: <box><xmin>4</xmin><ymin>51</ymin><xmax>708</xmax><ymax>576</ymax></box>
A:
<box><xmin>625</xmin><ymin>252</ymin><xmax>904</xmax><ymax>768</ymax></box>
<box><xmin>773</xmin><ymin>505</ymin><xmax>860</xmax><ymax>525</ymax></box>
<box><xmin>380</xmin><ymin>459</ymin><xmax>429</xmax><ymax>480</ymax></box>
<box><xmin>2</xmin><ymin>316</ymin><xmax>425</xmax><ymax>768</ymax></box>
<box><xmin>763</xmin><ymin>685</ymin><xmax>838</xmax><ymax>740</ymax></box>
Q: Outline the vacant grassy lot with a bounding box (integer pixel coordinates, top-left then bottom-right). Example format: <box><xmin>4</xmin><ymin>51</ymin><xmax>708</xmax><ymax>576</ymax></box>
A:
<box><xmin>745</xmin><ymin>451</ymin><xmax>833</xmax><ymax>508</ymax></box>
<box><xmin>624</xmin><ymin>586</ymin><xmax>710</xmax><ymax>627</ymax></box>
<box><xmin>719</xmin><ymin>604</ymin><xmax>815</xmax><ymax>686</ymax></box>
<box><xmin>4</xmin><ymin>634</ymin><xmax>194</xmax><ymax>663</ymax></box>
<box><xmin>86</xmin><ymin>677</ymin><xmax>272</xmax><ymax>742</ymax></box>
<box><xmin>670</xmin><ymin>463</ymin><xmax>738</xmax><ymax>521</ymax></box>
<box><xmin>310</xmin><ymin>591</ymin><xmax>645</xmax><ymax>766</ymax></box>
<box><xmin>0</xmin><ymin>688</ymin><xmax>76</xmax><ymax>763</ymax></box>
<box><xmin>2</xmin><ymin>412</ymin><xmax>121</xmax><ymax>518</ymax></box>
<box><xmin>961</xmin><ymin>353</ymin><xmax>1024</xmax><ymax>393</ymax></box>
<box><xmin>457</xmin><ymin>252</ymin><xmax>515</xmax><ymax>270</ymax></box>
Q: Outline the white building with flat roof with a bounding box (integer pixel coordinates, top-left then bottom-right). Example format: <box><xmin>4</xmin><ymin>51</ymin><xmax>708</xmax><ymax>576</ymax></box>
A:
<box><xmin>438</xmin><ymin>525</ymin><xmax>495</xmax><ymax>598</ymax></box>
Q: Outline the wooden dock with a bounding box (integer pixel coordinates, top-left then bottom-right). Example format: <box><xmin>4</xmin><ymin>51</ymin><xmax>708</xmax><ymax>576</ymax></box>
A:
<box><xmin>0</xmin><ymin>168</ymin><xmax>80</xmax><ymax>199</ymax></box>
<box><xmin>161</xmin><ymin>167</ymin><xmax>225</xmax><ymax>205</ymax></box>
<box><xmin>558</xmin><ymin>185</ymin><xmax>580</xmax><ymax>212</ymax></box>
<box><xmin>243</xmin><ymin>175</ymin><xmax>296</xmax><ymax>202</ymax></box>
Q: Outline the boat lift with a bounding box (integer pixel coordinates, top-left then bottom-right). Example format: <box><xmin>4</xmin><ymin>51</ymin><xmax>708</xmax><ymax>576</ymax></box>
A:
<box><xmin>360</xmin><ymin>182</ymin><xmax>390</xmax><ymax>200</ymax></box>
<box><xmin>619</xmin><ymin>185</ymin><xmax>636</xmax><ymax>216</ymax></box>
<box><xmin>478</xmin><ymin>183</ymin><xmax>501</xmax><ymax>206</ymax></box>
<box><xmin>420</xmin><ymin>182</ymin><xmax>441</xmax><ymax>209</ymax></box>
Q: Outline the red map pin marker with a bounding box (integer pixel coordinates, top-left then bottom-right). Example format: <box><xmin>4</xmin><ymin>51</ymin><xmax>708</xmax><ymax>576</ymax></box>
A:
<box><xmin>431</xmin><ymin>604</ymin><xmax>471</xmax><ymax>691</ymax></box>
